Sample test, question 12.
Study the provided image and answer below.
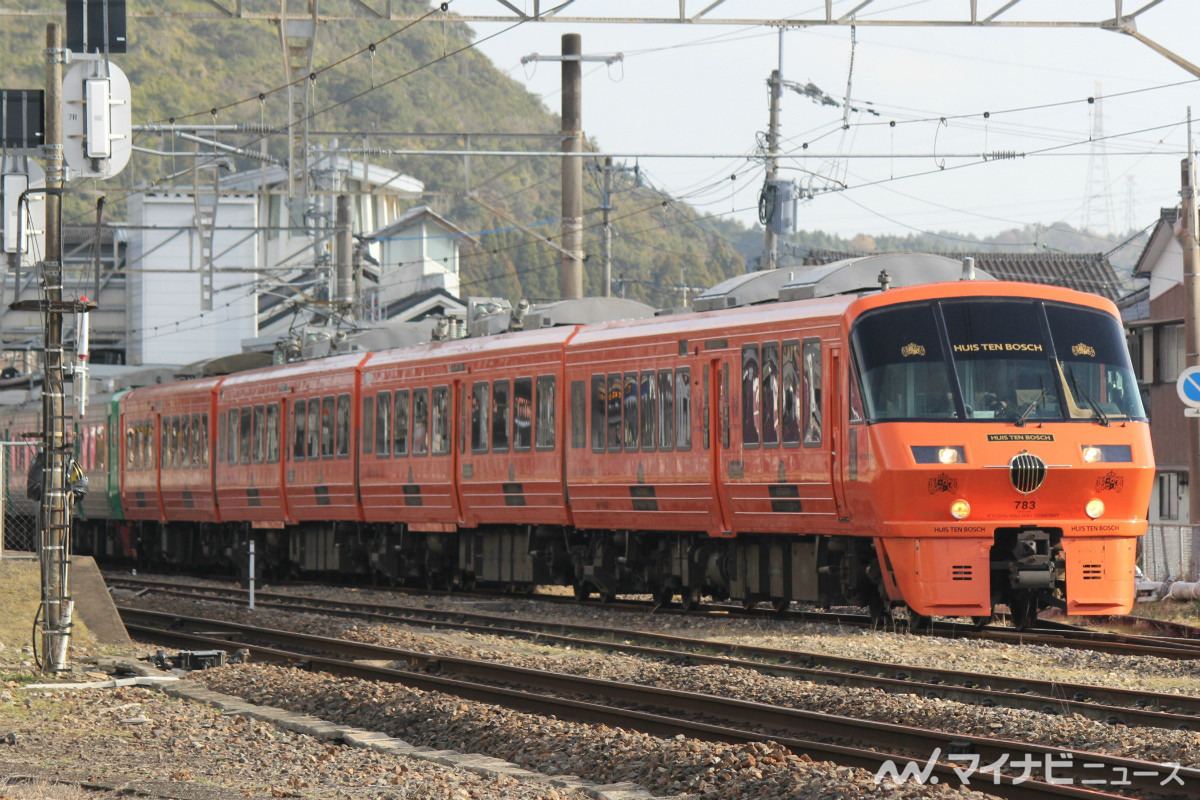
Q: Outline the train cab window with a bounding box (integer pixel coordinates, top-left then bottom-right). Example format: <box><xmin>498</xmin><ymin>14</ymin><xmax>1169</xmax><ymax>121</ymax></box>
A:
<box><xmin>741</xmin><ymin>344</ymin><xmax>761</xmax><ymax>448</ymax></box>
<box><xmin>292</xmin><ymin>400</ymin><xmax>306</xmax><ymax>462</ymax></box>
<box><xmin>853</xmin><ymin>303</ymin><xmax>954</xmax><ymax>421</ymax></box>
<box><xmin>623</xmin><ymin>372</ymin><xmax>638</xmax><ymax>451</ymax></box>
<box><xmin>762</xmin><ymin>343</ymin><xmax>780</xmax><ymax>447</ymax></box>
<box><xmin>336</xmin><ymin>393</ymin><xmax>351</xmax><ymax>458</ymax></box>
<box><xmin>513</xmin><ymin>377</ymin><xmax>533</xmax><ymax>452</ymax></box>
<box><xmin>362</xmin><ymin>397</ymin><xmax>375</xmax><ymax>456</ymax></box>
<box><xmin>782</xmin><ymin>341</ymin><xmax>801</xmax><ymax>446</ymax></box>
<box><xmin>802</xmin><ymin>338</ymin><xmax>823</xmax><ymax>445</ymax></box>
<box><xmin>239</xmin><ymin>407</ymin><xmax>252</xmax><ymax>465</ymax></box>
<box><xmin>571</xmin><ymin>380</ymin><xmax>586</xmax><ymax>449</ymax></box>
<box><xmin>675</xmin><ymin>367</ymin><xmax>692</xmax><ymax>450</ymax></box>
<box><xmin>1044</xmin><ymin>302</ymin><xmax>1147</xmax><ymax>421</ymax></box>
<box><xmin>492</xmin><ymin>380</ymin><xmax>510</xmax><ymax>453</ymax></box>
<box><xmin>536</xmin><ymin>375</ymin><xmax>556</xmax><ymax>451</ymax></box>
<box><xmin>607</xmin><ymin>373</ymin><xmax>622</xmax><ymax>452</ymax></box>
<box><xmin>639</xmin><ymin>371</ymin><xmax>656</xmax><ymax>452</ymax></box>
<box><xmin>307</xmin><ymin>399</ymin><xmax>320</xmax><ymax>459</ymax></box>
<box><xmin>375</xmin><ymin>392</ymin><xmax>392</xmax><ymax>457</ymax></box>
<box><xmin>412</xmin><ymin>388</ymin><xmax>429</xmax><ymax>456</ymax></box>
<box><xmin>252</xmin><ymin>405</ymin><xmax>265</xmax><ymax>464</ymax></box>
<box><xmin>849</xmin><ymin>361</ymin><xmax>865</xmax><ymax>424</ymax></box>
<box><xmin>265</xmin><ymin>405</ymin><xmax>279</xmax><ymax>464</ymax></box>
<box><xmin>394</xmin><ymin>390</ymin><xmax>410</xmax><ymax>456</ymax></box>
<box><xmin>471</xmin><ymin>382</ymin><xmax>489</xmax><ymax>453</ymax></box>
<box><xmin>590</xmin><ymin>375</ymin><xmax>606</xmax><ymax>451</ymax></box>
<box><xmin>657</xmin><ymin>369</ymin><xmax>674</xmax><ymax>451</ymax></box>
<box><xmin>320</xmin><ymin>396</ymin><xmax>336</xmax><ymax>459</ymax></box>
<box><xmin>431</xmin><ymin>386</ymin><xmax>450</xmax><ymax>455</ymax></box>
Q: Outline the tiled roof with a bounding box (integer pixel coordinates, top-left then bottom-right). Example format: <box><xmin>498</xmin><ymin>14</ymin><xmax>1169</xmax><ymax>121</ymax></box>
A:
<box><xmin>801</xmin><ymin>248</ymin><xmax>1129</xmax><ymax>301</ymax></box>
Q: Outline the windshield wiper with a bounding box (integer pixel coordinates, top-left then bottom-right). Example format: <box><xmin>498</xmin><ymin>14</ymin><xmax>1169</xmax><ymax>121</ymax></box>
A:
<box><xmin>1014</xmin><ymin>387</ymin><xmax>1045</xmax><ymax>427</ymax></box>
<box><xmin>1065</xmin><ymin>365</ymin><xmax>1110</xmax><ymax>427</ymax></box>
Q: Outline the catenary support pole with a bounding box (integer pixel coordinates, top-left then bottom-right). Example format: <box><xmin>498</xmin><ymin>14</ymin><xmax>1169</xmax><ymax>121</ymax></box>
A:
<box><xmin>560</xmin><ymin>33</ymin><xmax>583</xmax><ymax>299</ymax></box>
<box><xmin>1180</xmin><ymin>117</ymin><xmax>1200</xmax><ymax>580</ymax></box>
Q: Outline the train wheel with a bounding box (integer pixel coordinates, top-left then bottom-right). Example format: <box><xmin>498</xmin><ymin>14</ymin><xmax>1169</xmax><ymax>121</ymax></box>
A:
<box><xmin>906</xmin><ymin>608</ymin><xmax>933</xmax><ymax>631</ymax></box>
<box><xmin>772</xmin><ymin>598</ymin><xmax>790</xmax><ymax>614</ymax></box>
<box><xmin>680</xmin><ymin>585</ymin><xmax>702</xmax><ymax>611</ymax></box>
<box><xmin>654</xmin><ymin>588</ymin><xmax>674</xmax><ymax>608</ymax></box>
<box><xmin>970</xmin><ymin>615</ymin><xmax>993</xmax><ymax>630</ymax></box>
<box><xmin>867</xmin><ymin>594</ymin><xmax>891</xmax><ymax>629</ymax></box>
<box><xmin>600</xmin><ymin>591</ymin><xmax>617</xmax><ymax>603</ymax></box>
<box><xmin>572</xmin><ymin>583</ymin><xmax>593</xmax><ymax>603</ymax></box>
<box><xmin>740</xmin><ymin>598</ymin><xmax>758</xmax><ymax>612</ymax></box>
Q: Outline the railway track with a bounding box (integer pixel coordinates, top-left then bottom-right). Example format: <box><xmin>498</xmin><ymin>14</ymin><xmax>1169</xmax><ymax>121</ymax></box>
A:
<box><xmin>109</xmin><ymin>581</ymin><xmax>1200</xmax><ymax>731</ymax></box>
<box><xmin>119</xmin><ymin>606</ymin><xmax>1195</xmax><ymax>800</ymax></box>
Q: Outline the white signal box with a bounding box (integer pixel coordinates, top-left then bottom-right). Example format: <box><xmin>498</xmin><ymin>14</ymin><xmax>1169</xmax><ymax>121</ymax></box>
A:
<box><xmin>2</xmin><ymin>170</ymin><xmax>29</xmax><ymax>254</ymax></box>
<box><xmin>84</xmin><ymin>77</ymin><xmax>112</xmax><ymax>159</ymax></box>
<box><xmin>62</xmin><ymin>59</ymin><xmax>131</xmax><ymax>179</ymax></box>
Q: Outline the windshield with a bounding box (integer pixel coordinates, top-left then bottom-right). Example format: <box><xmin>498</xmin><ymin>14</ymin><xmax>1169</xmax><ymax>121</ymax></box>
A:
<box><xmin>850</xmin><ymin>297</ymin><xmax>1145</xmax><ymax>423</ymax></box>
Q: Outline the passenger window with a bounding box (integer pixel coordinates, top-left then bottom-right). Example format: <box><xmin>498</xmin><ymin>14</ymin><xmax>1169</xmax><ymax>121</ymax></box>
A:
<box><xmin>513</xmin><ymin>377</ymin><xmax>533</xmax><ymax>451</ymax></box>
<box><xmin>197</xmin><ymin>414</ymin><xmax>208</xmax><ymax>466</ymax></box>
<box><xmin>590</xmin><ymin>375</ymin><xmax>606</xmax><ymax>451</ymax></box>
<box><xmin>239</xmin><ymin>407</ymin><xmax>252</xmax><ymax>465</ymax></box>
<box><xmin>161</xmin><ymin>417</ymin><xmax>172</xmax><ymax>469</ymax></box>
<box><xmin>320</xmin><ymin>396</ymin><xmax>335</xmax><ymax>459</ymax></box>
<box><xmin>762</xmin><ymin>342</ymin><xmax>780</xmax><ymax>447</ymax></box>
<box><xmin>432</xmin><ymin>386</ymin><xmax>449</xmax><ymax>455</ymax></box>
<box><xmin>493</xmin><ymin>379</ymin><xmax>510</xmax><ymax>453</ymax></box>
<box><xmin>676</xmin><ymin>367</ymin><xmax>692</xmax><ymax>450</ymax></box>
<box><xmin>362</xmin><ymin>397</ymin><xmax>375</xmax><ymax>455</ymax></box>
<box><xmin>471</xmin><ymin>382</ymin><xmax>489</xmax><ymax>453</ymax></box>
<box><xmin>375</xmin><ymin>391</ymin><xmax>392</xmax><ymax>457</ymax></box>
<box><xmin>252</xmin><ymin>405</ymin><xmax>265</xmax><ymax>464</ymax></box>
<box><xmin>640</xmin><ymin>371</ymin><xmax>656</xmax><ymax>452</ymax></box>
<box><xmin>782</xmin><ymin>340</ymin><xmax>801</xmax><ymax>446</ymax></box>
<box><xmin>623</xmin><ymin>372</ymin><xmax>638</xmax><ymax>451</ymax></box>
<box><xmin>742</xmin><ymin>344</ymin><xmax>760</xmax><ymax>448</ymax></box>
<box><xmin>307</xmin><ymin>399</ymin><xmax>320</xmax><ymax>460</ymax></box>
<box><xmin>607</xmin><ymin>373</ymin><xmax>622</xmax><ymax>452</ymax></box>
<box><xmin>394</xmin><ymin>390</ymin><xmax>409</xmax><ymax>456</ymax></box>
<box><xmin>336</xmin><ymin>393</ymin><xmax>351</xmax><ymax>458</ymax></box>
<box><xmin>657</xmin><ymin>370</ymin><xmax>674</xmax><ymax>451</ymax></box>
<box><xmin>265</xmin><ymin>404</ymin><xmax>280</xmax><ymax>463</ymax></box>
<box><xmin>180</xmin><ymin>415</ymin><xmax>191</xmax><ymax>467</ymax></box>
<box><xmin>536</xmin><ymin>375</ymin><xmax>556</xmax><ymax>450</ymax></box>
<box><xmin>126</xmin><ymin>428</ymin><xmax>135</xmax><ymax>466</ymax></box>
<box><xmin>229</xmin><ymin>409</ymin><xmax>240</xmax><ymax>465</ymax></box>
<box><xmin>802</xmin><ymin>338</ymin><xmax>823</xmax><ymax>446</ymax></box>
<box><xmin>292</xmin><ymin>400</ymin><xmax>306</xmax><ymax>461</ymax></box>
<box><xmin>412</xmin><ymin>388</ymin><xmax>429</xmax><ymax>456</ymax></box>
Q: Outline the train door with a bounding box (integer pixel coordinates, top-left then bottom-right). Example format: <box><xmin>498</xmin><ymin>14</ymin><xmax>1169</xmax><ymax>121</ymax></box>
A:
<box><xmin>708</xmin><ymin>358</ymin><xmax>732</xmax><ymax>535</ymax></box>
<box><xmin>450</xmin><ymin>377</ymin><xmax>465</xmax><ymax>524</ymax></box>
<box><xmin>829</xmin><ymin>347</ymin><xmax>848</xmax><ymax>520</ymax></box>
<box><xmin>278</xmin><ymin>397</ymin><xmax>293</xmax><ymax>523</ymax></box>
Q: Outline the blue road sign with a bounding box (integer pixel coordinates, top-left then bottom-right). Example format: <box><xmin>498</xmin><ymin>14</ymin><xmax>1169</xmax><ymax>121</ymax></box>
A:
<box><xmin>1176</xmin><ymin>366</ymin><xmax>1200</xmax><ymax>408</ymax></box>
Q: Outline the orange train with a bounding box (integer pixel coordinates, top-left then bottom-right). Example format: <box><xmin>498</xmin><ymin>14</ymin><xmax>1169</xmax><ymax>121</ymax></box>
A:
<box><xmin>9</xmin><ymin>260</ymin><xmax>1153</xmax><ymax>627</ymax></box>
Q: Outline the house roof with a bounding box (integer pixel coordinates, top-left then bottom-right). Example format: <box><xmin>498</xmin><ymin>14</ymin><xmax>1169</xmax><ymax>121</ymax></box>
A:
<box><xmin>802</xmin><ymin>248</ymin><xmax>1130</xmax><ymax>301</ymax></box>
<box><xmin>219</xmin><ymin>154</ymin><xmax>424</xmax><ymax>194</ymax></box>
<box><xmin>365</xmin><ymin>205</ymin><xmax>480</xmax><ymax>247</ymax></box>
<box><xmin>1133</xmin><ymin>207</ymin><xmax>1181</xmax><ymax>278</ymax></box>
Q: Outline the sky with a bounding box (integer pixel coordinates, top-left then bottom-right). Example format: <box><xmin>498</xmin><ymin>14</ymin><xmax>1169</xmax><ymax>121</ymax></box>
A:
<box><xmin>453</xmin><ymin>0</ymin><xmax>1200</xmax><ymax>248</ymax></box>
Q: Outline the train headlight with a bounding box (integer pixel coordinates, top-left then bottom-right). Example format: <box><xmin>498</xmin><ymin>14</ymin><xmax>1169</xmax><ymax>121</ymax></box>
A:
<box><xmin>1085</xmin><ymin>498</ymin><xmax>1105</xmax><ymax>519</ymax></box>
<box><xmin>938</xmin><ymin>447</ymin><xmax>961</xmax><ymax>464</ymax></box>
<box><xmin>1080</xmin><ymin>445</ymin><xmax>1132</xmax><ymax>463</ymax></box>
<box><xmin>912</xmin><ymin>446</ymin><xmax>966</xmax><ymax>464</ymax></box>
<box><xmin>1082</xmin><ymin>446</ymin><xmax>1103</xmax><ymax>463</ymax></box>
<box><xmin>950</xmin><ymin>499</ymin><xmax>971</xmax><ymax>520</ymax></box>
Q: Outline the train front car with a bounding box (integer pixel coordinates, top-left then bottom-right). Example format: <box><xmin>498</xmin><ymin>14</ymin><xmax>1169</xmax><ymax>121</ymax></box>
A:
<box><xmin>845</xmin><ymin>282</ymin><xmax>1153</xmax><ymax>628</ymax></box>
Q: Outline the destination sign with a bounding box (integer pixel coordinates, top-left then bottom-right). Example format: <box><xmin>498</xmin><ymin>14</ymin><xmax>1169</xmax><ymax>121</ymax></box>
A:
<box><xmin>952</xmin><ymin>343</ymin><xmax>1043</xmax><ymax>353</ymax></box>
<box><xmin>987</xmin><ymin>433</ymin><xmax>1054</xmax><ymax>442</ymax></box>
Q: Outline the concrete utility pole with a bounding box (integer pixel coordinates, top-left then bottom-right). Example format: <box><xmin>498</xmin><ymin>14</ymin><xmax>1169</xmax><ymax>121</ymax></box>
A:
<box><xmin>1180</xmin><ymin>115</ymin><xmax>1200</xmax><ymax>578</ymax></box>
<box><xmin>601</xmin><ymin>156</ymin><xmax>612</xmax><ymax>297</ymax></box>
<box><xmin>334</xmin><ymin>193</ymin><xmax>353</xmax><ymax>314</ymax></box>
<box><xmin>761</xmin><ymin>66</ymin><xmax>782</xmax><ymax>272</ymax></box>
<box><xmin>560</xmin><ymin>33</ymin><xmax>584</xmax><ymax>299</ymax></box>
<box><xmin>40</xmin><ymin>21</ymin><xmax>71</xmax><ymax>673</ymax></box>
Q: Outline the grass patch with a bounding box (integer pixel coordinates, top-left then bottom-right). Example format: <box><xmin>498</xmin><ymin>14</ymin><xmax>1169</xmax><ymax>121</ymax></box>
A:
<box><xmin>0</xmin><ymin>559</ymin><xmax>97</xmax><ymax>660</ymax></box>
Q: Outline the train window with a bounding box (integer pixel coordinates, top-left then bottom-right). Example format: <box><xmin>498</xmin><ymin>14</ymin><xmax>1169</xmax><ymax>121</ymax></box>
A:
<box><xmin>228</xmin><ymin>409</ymin><xmax>239</xmax><ymax>465</ymax></box>
<box><xmin>239</xmin><ymin>407</ymin><xmax>252</xmax><ymax>465</ymax></box>
<box><xmin>848</xmin><ymin>359</ymin><xmax>865</xmax><ymax>424</ymax></box>
<box><xmin>375</xmin><ymin>392</ymin><xmax>392</xmax><ymax>457</ymax></box>
<box><xmin>336</xmin><ymin>394</ymin><xmax>351</xmax><ymax>458</ymax></box>
<box><xmin>251</xmin><ymin>405</ymin><xmax>264</xmax><ymax>464</ymax></box>
<box><xmin>182</xmin><ymin>415</ymin><xmax>193</xmax><ymax>467</ymax></box>
<box><xmin>161</xmin><ymin>418</ymin><xmax>172</xmax><ymax>469</ymax></box>
<box><xmin>675</xmin><ymin>367</ymin><xmax>692</xmax><ymax>450</ymax></box>
<box><xmin>571</xmin><ymin>380</ymin><xmax>586</xmax><ymax>449</ymax></box>
<box><xmin>492</xmin><ymin>380</ymin><xmax>511</xmax><ymax>453</ymax></box>
<box><xmin>261</xmin><ymin>407</ymin><xmax>274</xmax><ymax>464</ymax></box>
<box><xmin>292</xmin><ymin>400</ymin><xmax>306</xmax><ymax>462</ymax></box>
<box><xmin>590</xmin><ymin>375</ymin><xmax>606</xmax><ymax>451</ymax></box>
<box><xmin>173</xmin><ymin>417</ymin><xmax>184</xmax><ymax>468</ymax></box>
<box><xmin>513</xmin><ymin>377</ymin><xmax>533</xmax><ymax>451</ymax></box>
<box><xmin>412</xmin><ymin>388</ymin><xmax>429</xmax><ymax>456</ymax></box>
<box><xmin>782</xmin><ymin>340</ymin><xmax>801</xmax><ymax>446</ymax></box>
<box><xmin>471</xmin><ymin>382</ymin><xmax>489</xmax><ymax>453</ymax></box>
<box><xmin>853</xmin><ymin>303</ymin><xmax>955</xmax><ymax>421</ymax></box>
<box><xmin>639</xmin><ymin>371</ymin><xmax>656</xmax><ymax>452</ymax></box>
<box><xmin>394</xmin><ymin>390</ymin><xmax>409</xmax><ymax>456</ymax></box>
<box><xmin>307</xmin><ymin>399</ymin><xmax>320</xmax><ymax>460</ymax></box>
<box><xmin>147</xmin><ymin>421</ymin><xmax>156</xmax><ymax>470</ymax></box>
<box><xmin>432</xmin><ymin>386</ymin><xmax>450</xmax><ymax>455</ymax></box>
<box><xmin>762</xmin><ymin>343</ymin><xmax>780</xmax><ymax>447</ymax></box>
<box><xmin>320</xmin><ymin>396</ymin><xmax>335</xmax><ymax>459</ymax></box>
<box><xmin>802</xmin><ymin>338</ymin><xmax>822</xmax><ymax>446</ymax></box>
<box><xmin>657</xmin><ymin>369</ymin><xmax>674</xmax><ymax>451</ymax></box>
<box><xmin>126</xmin><ymin>428</ymin><xmax>135</xmax><ymax>467</ymax></box>
<box><xmin>362</xmin><ymin>397</ymin><xmax>374</xmax><ymax>456</ymax></box>
<box><xmin>96</xmin><ymin>424</ymin><xmax>106</xmax><ymax>470</ymax></box>
<box><xmin>607</xmin><ymin>373</ymin><xmax>622</xmax><ymax>452</ymax></box>
<box><xmin>623</xmin><ymin>372</ymin><xmax>638</xmax><ymax>451</ymax></box>
<box><xmin>536</xmin><ymin>375</ymin><xmax>556</xmax><ymax>450</ymax></box>
<box><xmin>741</xmin><ymin>344</ymin><xmax>760</xmax><ymax>448</ymax></box>
<box><xmin>1045</xmin><ymin>302</ymin><xmax>1147</xmax><ymax>421</ymax></box>
<box><xmin>196</xmin><ymin>414</ymin><xmax>207</xmax><ymax>466</ymax></box>
<box><xmin>217</xmin><ymin>412</ymin><xmax>226</xmax><ymax>464</ymax></box>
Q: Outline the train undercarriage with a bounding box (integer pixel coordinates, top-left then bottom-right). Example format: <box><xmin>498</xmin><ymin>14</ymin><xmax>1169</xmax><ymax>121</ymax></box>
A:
<box><xmin>71</xmin><ymin>516</ymin><xmax>1063</xmax><ymax>628</ymax></box>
